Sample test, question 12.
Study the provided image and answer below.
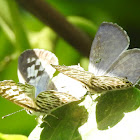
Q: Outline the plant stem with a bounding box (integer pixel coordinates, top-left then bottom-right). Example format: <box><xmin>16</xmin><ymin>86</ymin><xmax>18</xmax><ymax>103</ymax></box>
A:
<box><xmin>16</xmin><ymin>0</ymin><xmax>92</xmax><ymax>56</ymax></box>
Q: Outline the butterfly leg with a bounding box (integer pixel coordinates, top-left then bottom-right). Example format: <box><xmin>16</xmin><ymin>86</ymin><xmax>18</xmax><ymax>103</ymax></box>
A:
<box><xmin>41</xmin><ymin>113</ymin><xmax>59</xmax><ymax>127</ymax></box>
<box><xmin>37</xmin><ymin>115</ymin><xmax>52</xmax><ymax>127</ymax></box>
<box><xmin>48</xmin><ymin>113</ymin><xmax>59</xmax><ymax>119</ymax></box>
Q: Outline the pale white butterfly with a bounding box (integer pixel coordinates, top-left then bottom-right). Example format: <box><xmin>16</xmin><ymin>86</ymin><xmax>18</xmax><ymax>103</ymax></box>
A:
<box><xmin>0</xmin><ymin>49</ymin><xmax>78</xmax><ymax>116</ymax></box>
<box><xmin>51</xmin><ymin>22</ymin><xmax>140</xmax><ymax>94</ymax></box>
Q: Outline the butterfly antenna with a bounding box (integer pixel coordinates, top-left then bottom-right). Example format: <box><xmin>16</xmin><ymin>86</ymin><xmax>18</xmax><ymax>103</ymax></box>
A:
<box><xmin>2</xmin><ymin>109</ymin><xmax>25</xmax><ymax>119</ymax></box>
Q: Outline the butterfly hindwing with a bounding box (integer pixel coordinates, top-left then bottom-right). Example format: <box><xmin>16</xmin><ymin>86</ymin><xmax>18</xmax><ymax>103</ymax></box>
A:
<box><xmin>18</xmin><ymin>49</ymin><xmax>58</xmax><ymax>97</ymax></box>
<box><xmin>0</xmin><ymin>80</ymin><xmax>37</xmax><ymax>112</ymax></box>
<box><xmin>89</xmin><ymin>22</ymin><xmax>129</xmax><ymax>76</ymax></box>
<box><xmin>35</xmin><ymin>90</ymin><xmax>78</xmax><ymax>114</ymax></box>
<box><xmin>105</xmin><ymin>49</ymin><xmax>140</xmax><ymax>84</ymax></box>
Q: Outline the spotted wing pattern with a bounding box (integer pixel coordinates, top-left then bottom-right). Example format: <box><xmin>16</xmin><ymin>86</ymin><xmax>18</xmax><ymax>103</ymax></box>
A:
<box><xmin>0</xmin><ymin>80</ymin><xmax>78</xmax><ymax>115</ymax></box>
<box><xmin>51</xmin><ymin>64</ymin><xmax>92</xmax><ymax>85</ymax></box>
<box><xmin>0</xmin><ymin>80</ymin><xmax>37</xmax><ymax>113</ymax></box>
<box><xmin>18</xmin><ymin>49</ymin><xmax>58</xmax><ymax>97</ymax></box>
<box><xmin>36</xmin><ymin>90</ymin><xmax>77</xmax><ymax>114</ymax></box>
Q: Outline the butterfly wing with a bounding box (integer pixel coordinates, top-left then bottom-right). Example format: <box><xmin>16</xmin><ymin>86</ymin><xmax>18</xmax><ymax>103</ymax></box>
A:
<box><xmin>48</xmin><ymin>73</ymin><xmax>87</xmax><ymax>99</ymax></box>
<box><xmin>89</xmin><ymin>22</ymin><xmax>129</xmax><ymax>76</ymax></box>
<box><xmin>35</xmin><ymin>90</ymin><xmax>78</xmax><ymax>114</ymax></box>
<box><xmin>105</xmin><ymin>49</ymin><xmax>140</xmax><ymax>84</ymax></box>
<box><xmin>0</xmin><ymin>80</ymin><xmax>38</xmax><ymax>113</ymax></box>
<box><xmin>51</xmin><ymin>64</ymin><xmax>92</xmax><ymax>86</ymax></box>
<box><xmin>18</xmin><ymin>49</ymin><xmax>58</xmax><ymax>97</ymax></box>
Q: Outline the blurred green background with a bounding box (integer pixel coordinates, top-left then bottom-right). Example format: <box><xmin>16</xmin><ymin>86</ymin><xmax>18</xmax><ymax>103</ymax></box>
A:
<box><xmin>0</xmin><ymin>0</ymin><xmax>140</xmax><ymax>138</ymax></box>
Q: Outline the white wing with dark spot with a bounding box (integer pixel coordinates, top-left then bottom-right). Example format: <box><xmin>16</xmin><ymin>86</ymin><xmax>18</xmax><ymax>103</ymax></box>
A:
<box><xmin>18</xmin><ymin>49</ymin><xmax>58</xmax><ymax>97</ymax></box>
<box><xmin>0</xmin><ymin>49</ymin><xmax>80</xmax><ymax>116</ymax></box>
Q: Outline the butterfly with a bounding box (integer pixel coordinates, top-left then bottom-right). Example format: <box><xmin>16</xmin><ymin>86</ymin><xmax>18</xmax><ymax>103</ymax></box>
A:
<box><xmin>51</xmin><ymin>22</ymin><xmax>140</xmax><ymax>94</ymax></box>
<box><xmin>0</xmin><ymin>49</ymin><xmax>78</xmax><ymax>116</ymax></box>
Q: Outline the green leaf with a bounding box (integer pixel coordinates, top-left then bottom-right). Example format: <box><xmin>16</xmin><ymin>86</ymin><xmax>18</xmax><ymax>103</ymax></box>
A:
<box><xmin>29</xmin><ymin>100</ymin><xmax>88</xmax><ymax>140</ymax></box>
<box><xmin>96</xmin><ymin>87</ymin><xmax>140</xmax><ymax>130</ymax></box>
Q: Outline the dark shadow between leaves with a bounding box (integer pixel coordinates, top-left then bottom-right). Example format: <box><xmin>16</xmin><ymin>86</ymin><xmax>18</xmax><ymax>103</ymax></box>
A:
<box><xmin>96</xmin><ymin>87</ymin><xmax>140</xmax><ymax>130</ymax></box>
<box><xmin>39</xmin><ymin>99</ymin><xmax>88</xmax><ymax>140</ymax></box>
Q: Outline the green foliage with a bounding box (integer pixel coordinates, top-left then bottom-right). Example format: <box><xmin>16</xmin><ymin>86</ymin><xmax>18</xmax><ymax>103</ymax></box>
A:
<box><xmin>0</xmin><ymin>133</ymin><xmax>28</xmax><ymax>140</ymax></box>
<box><xmin>29</xmin><ymin>88</ymin><xmax>140</xmax><ymax>140</ymax></box>
<box><xmin>0</xmin><ymin>0</ymin><xmax>140</xmax><ymax>139</ymax></box>
<box><xmin>96</xmin><ymin>88</ymin><xmax>140</xmax><ymax>130</ymax></box>
<box><xmin>29</xmin><ymin>100</ymin><xmax>88</xmax><ymax>140</ymax></box>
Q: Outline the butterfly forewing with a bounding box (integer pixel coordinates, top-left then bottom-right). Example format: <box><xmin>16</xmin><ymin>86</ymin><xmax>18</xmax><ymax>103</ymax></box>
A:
<box><xmin>51</xmin><ymin>64</ymin><xmax>92</xmax><ymax>85</ymax></box>
<box><xmin>105</xmin><ymin>49</ymin><xmax>140</xmax><ymax>84</ymax></box>
<box><xmin>18</xmin><ymin>49</ymin><xmax>58</xmax><ymax>97</ymax></box>
<box><xmin>89</xmin><ymin>22</ymin><xmax>129</xmax><ymax>76</ymax></box>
